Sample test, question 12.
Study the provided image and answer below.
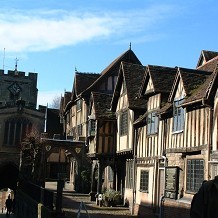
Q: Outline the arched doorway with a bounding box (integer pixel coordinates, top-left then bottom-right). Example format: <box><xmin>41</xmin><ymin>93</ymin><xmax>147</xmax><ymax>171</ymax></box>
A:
<box><xmin>0</xmin><ymin>162</ymin><xmax>19</xmax><ymax>213</ymax></box>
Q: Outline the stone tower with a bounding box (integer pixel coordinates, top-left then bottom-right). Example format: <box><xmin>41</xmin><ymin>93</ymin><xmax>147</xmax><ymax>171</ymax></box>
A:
<box><xmin>0</xmin><ymin>69</ymin><xmax>38</xmax><ymax>109</ymax></box>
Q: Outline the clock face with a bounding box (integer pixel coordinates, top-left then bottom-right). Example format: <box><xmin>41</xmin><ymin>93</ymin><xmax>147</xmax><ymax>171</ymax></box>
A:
<box><xmin>8</xmin><ymin>82</ymin><xmax>21</xmax><ymax>95</ymax></box>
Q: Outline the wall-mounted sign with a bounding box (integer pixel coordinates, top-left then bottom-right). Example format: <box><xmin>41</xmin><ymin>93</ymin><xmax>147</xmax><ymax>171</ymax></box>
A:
<box><xmin>165</xmin><ymin>166</ymin><xmax>179</xmax><ymax>200</ymax></box>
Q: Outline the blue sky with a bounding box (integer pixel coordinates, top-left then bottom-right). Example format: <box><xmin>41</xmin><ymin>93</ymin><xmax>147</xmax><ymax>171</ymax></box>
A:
<box><xmin>0</xmin><ymin>0</ymin><xmax>217</xmax><ymax>107</ymax></box>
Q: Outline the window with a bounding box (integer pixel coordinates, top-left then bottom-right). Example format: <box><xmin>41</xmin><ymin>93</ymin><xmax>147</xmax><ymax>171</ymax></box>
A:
<box><xmin>122</xmin><ymin>81</ymin><xmax>127</xmax><ymax>94</ymax></box>
<box><xmin>71</xmin><ymin>127</ymin><xmax>76</xmax><ymax>139</ymax></box>
<box><xmin>147</xmin><ymin>112</ymin><xmax>158</xmax><ymax>135</ymax></box>
<box><xmin>120</xmin><ymin>110</ymin><xmax>128</xmax><ymax>136</ymax></box>
<box><xmin>126</xmin><ymin>160</ymin><xmax>133</xmax><ymax>189</ymax></box>
<box><xmin>173</xmin><ymin>98</ymin><xmax>185</xmax><ymax>132</ymax></box>
<box><xmin>108</xmin><ymin>166</ymin><xmax>114</xmax><ymax>182</ymax></box>
<box><xmin>212</xmin><ymin>164</ymin><xmax>218</xmax><ymax>179</ymax></box>
<box><xmin>76</xmin><ymin>99</ymin><xmax>82</xmax><ymax>111</ymax></box>
<box><xmin>4</xmin><ymin>117</ymin><xmax>32</xmax><ymax>146</ymax></box>
<box><xmin>186</xmin><ymin>159</ymin><xmax>204</xmax><ymax>193</ymax></box>
<box><xmin>88</xmin><ymin>119</ymin><xmax>96</xmax><ymax>137</ymax></box>
<box><xmin>140</xmin><ymin>170</ymin><xmax>149</xmax><ymax>192</ymax></box>
<box><xmin>77</xmin><ymin>124</ymin><xmax>82</xmax><ymax>136</ymax></box>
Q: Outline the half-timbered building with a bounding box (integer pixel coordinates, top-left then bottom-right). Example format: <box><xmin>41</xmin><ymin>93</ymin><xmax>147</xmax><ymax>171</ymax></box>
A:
<box><xmin>133</xmin><ymin>65</ymin><xmax>177</xmax><ymax>216</ymax></box>
<box><xmin>157</xmin><ymin>63</ymin><xmax>217</xmax><ymax>217</ymax></box>
<box><xmin>87</xmin><ymin>92</ymin><xmax>116</xmax><ymax>199</ymax></box>
<box><xmin>111</xmin><ymin>62</ymin><xmax>146</xmax><ymax>208</ymax></box>
<box><xmin>60</xmin><ymin>48</ymin><xmax>142</xmax><ymax>196</ymax></box>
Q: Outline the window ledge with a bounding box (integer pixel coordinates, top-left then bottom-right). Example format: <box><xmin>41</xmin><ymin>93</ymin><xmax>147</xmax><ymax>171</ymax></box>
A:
<box><xmin>176</xmin><ymin>197</ymin><xmax>192</xmax><ymax>204</ymax></box>
<box><xmin>147</xmin><ymin>133</ymin><xmax>158</xmax><ymax>137</ymax></box>
<box><xmin>139</xmin><ymin>190</ymin><xmax>148</xmax><ymax>193</ymax></box>
<box><xmin>172</xmin><ymin>130</ymin><xmax>183</xmax><ymax>135</ymax></box>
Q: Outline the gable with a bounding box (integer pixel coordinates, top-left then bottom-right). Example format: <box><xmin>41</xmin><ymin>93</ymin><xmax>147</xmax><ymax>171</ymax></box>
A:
<box><xmin>196</xmin><ymin>50</ymin><xmax>218</xmax><ymax>68</ymax></box>
<box><xmin>174</xmin><ymin>78</ymin><xmax>186</xmax><ymax>99</ymax></box>
<box><xmin>145</xmin><ymin>77</ymin><xmax>154</xmax><ymax>94</ymax></box>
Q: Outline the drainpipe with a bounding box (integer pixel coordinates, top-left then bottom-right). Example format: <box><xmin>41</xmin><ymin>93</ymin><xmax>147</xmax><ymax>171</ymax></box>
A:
<box><xmin>159</xmin><ymin>155</ymin><xmax>167</xmax><ymax>218</ymax></box>
<box><xmin>132</xmin><ymin>127</ymin><xmax>138</xmax><ymax>215</ymax></box>
<box><xmin>202</xmin><ymin>97</ymin><xmax>213</xmax><ymax>180</ymax></box>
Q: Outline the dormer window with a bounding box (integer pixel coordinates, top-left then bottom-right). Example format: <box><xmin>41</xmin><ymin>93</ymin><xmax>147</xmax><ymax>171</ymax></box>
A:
<box><xmin>147</xmin><ymin>111</ymin><xmax>158</xmax><ymax>135</ymax></box>
<box><xmin>173</xmin><ymin>97</ymin><xmax>185</xmax><ymax>132</ymax></box>
<box><xmin>76</xmin><ymin>99</ymin><xmax>82</xmax><ymax>111</ymax></box>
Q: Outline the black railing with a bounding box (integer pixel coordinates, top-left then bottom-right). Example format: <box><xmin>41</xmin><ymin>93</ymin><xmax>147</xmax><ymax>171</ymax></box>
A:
<box><xmin>19</xmin><ymin>180</ymin><xmax>54</xmax><ymax>210</ymax></box>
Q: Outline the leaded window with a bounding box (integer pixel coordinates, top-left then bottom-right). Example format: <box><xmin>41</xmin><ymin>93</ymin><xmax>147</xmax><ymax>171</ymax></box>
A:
<box><xmin>76</xmin><ymin>99</ymin><xmax>82</xmax><ymax>111</ymax></box>
<box><xmin>120</xmin><ymin>110</ymin><xmax>128</xmax><ymax>136</ymax></box>
<box><xmin>77</xmin><ymin>124</ymin><xmax>82</xmax><ymax>136</ymax></box>
<box><xmin>88</xmin><ymin>119</ymin><xmax>96</xmax><ymax>137</ymax></box>
<box><xmin>140</xmin><ymin>170</ymin><xmax>149</xmax><ymax>192</ymax></box>
<box><xmin>147</xmin><ymin>112</ymin><xmax>158</xmax><ymax>135</ymax></box>
<box><xmin>126</xmin><ymin>160</ymin><xmax>133</xmax><ymax>189</ymax></box>
<box><xmin>186</xmin><ymin>159</ymin><xmax>204</xmax><ymax>193</ymax></box>
<box><xmin>173</xmin><ymin>98</ymin><xmax>185</xmax><ymax>132</ymax></box>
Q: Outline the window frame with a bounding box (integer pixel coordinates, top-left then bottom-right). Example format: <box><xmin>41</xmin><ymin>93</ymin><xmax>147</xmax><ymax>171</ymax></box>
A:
<box><xmin>77</xmin><ymin>124</ymin><xmax>83</xmax><ymax>136</ymax></box>
<box><xmin>186</xmin><ymin>159</ymin><xmax>204</xmax><ymax>193</ymax></box>
<box><xmin>140</xmin><ymin>170</ymin><xmax>149</xmax><ymax>193</ymax></box>
<box><xmin>88</xmin><ymin>119</ymin><xmax>96</xmax><ymax>137</ymax></box>
<box><xmin>76</xmin><ymin>99</ymin><xmax>82</xmax><ymax>112</ymax></box>
<box><xmin>120</xmin><ymin>110</ymin><xmax>128</xmax><ymax>136</ymax></box>
<box><xmin>173</xmin><ymin>97</ymin><xmax>185</xmax><ymax>132</ymax></box>
<box><xmin>126</xmin><ymin>160</ymin><xmax>133</xmax><ymax>189</ymax></box>
<box><xmin>147</xmin><ymin>111</ymin><xmax>158</xmax><ymax>135</ymax></box>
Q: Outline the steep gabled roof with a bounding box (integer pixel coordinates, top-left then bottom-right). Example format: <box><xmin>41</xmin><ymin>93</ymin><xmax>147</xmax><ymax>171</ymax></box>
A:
<box><xmin>168</xmin><ymin>68</ymin><xmax>212</xmax><ymax>102</ymax></box>
<box><xmin>139</xmin><ymin>65</ymin><xmax>177</xmax><ymax>97</ymax></box>
<box><xmin>197</xmin><ymin>56</ymin><xmax>218</xmax><ymax>72</ymax></box>
<box><xmin>182</xmin><ymin>66</ymin><xmax>218</xmax><ymax>106</ymax></box>
<box><xmin>72</xmin><ymin>72</ymin><xmax>100</xmax><ymax>101</ymax></box>
<box><xmin>196</xmin><ymin>50</ymin><xmax>218</xmax><ymax>68</ymax></box>
<box><xmin>82</xmin><ymin>49</ymin><xmax>142</xmax><ymax>96</ymax></box>
<box><xmin>90</xmin><ymin>92</ymin><xmax>116</xmax><ymax>120</ymax></box>
<box><xmin>158</xmin><ymin>68</ymin><xmax>213</xmax><ymax>116</ymax></box>
<box><xmin>60</xmin><ymin>91</ymin><xmax>71</xmax><ymax>113</ymax></box>
<box><xmin>111</xmin><ymin>62</ymin><xmax>146</xmax><ymax>111</ymax></box>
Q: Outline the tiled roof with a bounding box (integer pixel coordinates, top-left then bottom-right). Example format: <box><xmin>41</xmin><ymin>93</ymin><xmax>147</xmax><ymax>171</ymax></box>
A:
<box><xmin>60</xmin><ymin>91</ymin><xmax>71</xmax><ymax>111</ymax></box>
<box><xmin>183</xmin><ymin>67</ymin><xmax>218</xmax><ymax>105</ymax></box>
<box><xmin>179</xmin><ymin>68</ymin><xmax>212</xmax><ymax>98</ymax></box>
<box><xmin>197</xmin><ymin>56</ymin><xmax>218</xmax><ymax>72</ymax></box>
<box><xmin>156</xmin><ymin>102</ymin><xmax>172</xmax><ymax>116</ymax></box>
<box><xmin>147</xmin><ymin>65</ymin><xmax>177</xmax><ymax>94</ymax></box>
<box><xmin>82</xmin><ymin>49</ymin><xmax>142</xmax><ymax>96</ymax></box>
<box><xmin>196</xmin><ymin>50</ymin><xmax>218</xmax><ymax>68</ymax></box>
<box><xmin>122</xmin><ymin>62</ymin><xmax>147</xmax><ymax>109</ymax></box>
<box><xmin>91</xmin><ymin>92</ymin><xmax>116</xmax><ymax>120</ymax></box>
<box><xmin>202</xmin><ymin>50</ymin><xmax>218</xmax><ymax>62</ymax></box>
<box><xmin>133</xmin><ymin>111</ymin><xmax>148</xmax><ymax>126</ymax></box>
<box><xmin>74</xmin><ymin>72</ymin><xmax>100</xmax><ymax>97</ymax></box>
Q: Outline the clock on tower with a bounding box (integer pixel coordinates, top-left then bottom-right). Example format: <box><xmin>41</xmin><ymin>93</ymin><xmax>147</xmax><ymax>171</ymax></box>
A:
<box><xmin>8</xmin><ymin>82</ymin><xmax>21</xmax><ymax>95</ymax></box>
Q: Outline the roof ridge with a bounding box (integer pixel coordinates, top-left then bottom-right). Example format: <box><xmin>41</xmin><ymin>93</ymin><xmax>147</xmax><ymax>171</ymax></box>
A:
<box><xmin>76</xmin><ymin>72</ymin><xmax>99</xmax><ymax>75</ymax></box>
<box><xmin>196</xmin><ymin>56</ymin><xmax>218</xmax><ymax>70</ymax></box>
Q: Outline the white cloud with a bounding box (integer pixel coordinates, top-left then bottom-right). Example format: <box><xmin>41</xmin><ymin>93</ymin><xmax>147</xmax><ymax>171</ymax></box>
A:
<box><xmin>37</xmin><ymin>90</ymin><xmax>62</xmax><ymax>107</ymax></box>
<box><xmin>0</xmin><ymin>5</ymin><xmax>175</xmax><ymax>53</ymax></box>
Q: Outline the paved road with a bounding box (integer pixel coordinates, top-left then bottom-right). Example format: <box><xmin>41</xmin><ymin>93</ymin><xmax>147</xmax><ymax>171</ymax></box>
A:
<box><xmin>46</xmin><ymin>182</ymin><xmax>136</xmax><ymax>218</ymax></box>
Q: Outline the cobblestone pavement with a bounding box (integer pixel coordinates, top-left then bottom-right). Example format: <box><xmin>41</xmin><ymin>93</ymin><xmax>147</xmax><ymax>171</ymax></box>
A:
<box><xmin>62</xmin><ymin>192</ymin><xmax>135</xmax><ymax>218</ymax></box>
<box><xmin>46</xmin><ymin>182</ymin><xmax>137</xmax><ymax>218</ymax></box>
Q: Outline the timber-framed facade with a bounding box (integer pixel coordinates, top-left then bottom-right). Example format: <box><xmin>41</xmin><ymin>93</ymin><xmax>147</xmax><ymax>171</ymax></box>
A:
<box><xmin>60</xmin><ymin>49</ymin><xmax>218</xmax><ymax>218</ymax></box>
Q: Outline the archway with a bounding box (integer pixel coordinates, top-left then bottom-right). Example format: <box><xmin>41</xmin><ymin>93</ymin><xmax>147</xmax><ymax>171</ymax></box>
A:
<box><xmin>0</xmin><ymin>162</ymin><xmax>19</xmax><ymax>191</ymax></box>
<box><xmin>0</xmin><ymin>162</ymin><xmax>19</xmax><ymax>213</ymax></box>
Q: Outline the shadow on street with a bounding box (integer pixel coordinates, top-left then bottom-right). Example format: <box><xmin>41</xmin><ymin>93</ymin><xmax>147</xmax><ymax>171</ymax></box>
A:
<box><xmin>0</xmin><ymin>213</ymin><xmax>14</xmax><ymax>218</ymax></box>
